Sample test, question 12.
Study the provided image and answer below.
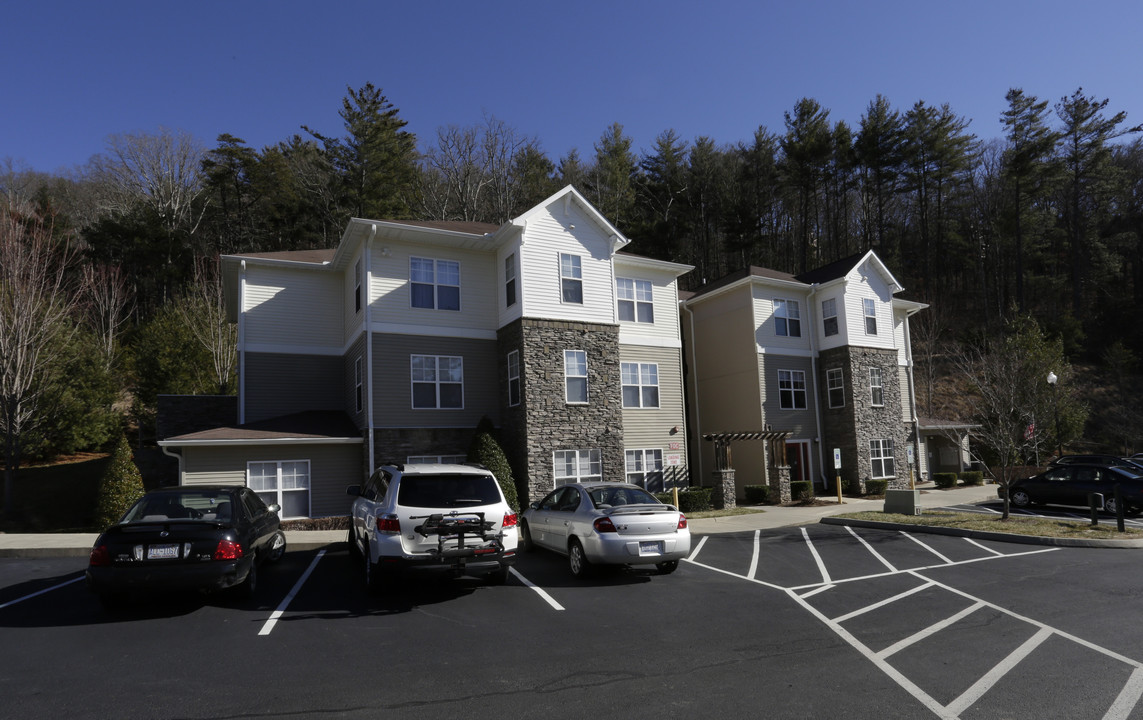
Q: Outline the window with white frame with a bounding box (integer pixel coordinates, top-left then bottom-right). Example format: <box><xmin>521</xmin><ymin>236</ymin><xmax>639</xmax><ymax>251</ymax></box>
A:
<box><xmin>863</xmin><ymin>298</ymin><xmax>877</xmax><ymax>335</ymax></box>
<box><xmin>507</xmin><ymin>350</ymin><xmax>520</xmax><ymax>407</ymax></box>
<box><xmin>617</xmin><ymin>278</ymin><xmax>654</xmax><ymax>323</ymax></box>
<box><xmin>408</xmin><ymin>455</ymin><xmax>466</xmax><ymax>465</ymax></box>
<box><xmin>411</xmin><ymin>355</ymin><xmax>463</xmax><ymax>409</ymax></box>
<box><xmin>410</xmin><ymin>257</ymin><xmax>460</xmax><ymax>311</ymax></box>
<box><xmin>354</xmin><ymin>259</ymin><xmax>363</xmax><ymax>314</ymax></box>
<box><xmin>870</xmin><ymin>439</ymin><xmax>895</xmax><ymax>479</ymax></box>
<box><xmin>778</xmin><ymin>369</ymin><xmax>807</xmax><ymax>410</ymax></box>
<box><xmin>774</xmin><ymin>298</ymin><xmax>801</xmax><ymax>337</ymax></box>
<box><xmin>354</xmin><ymin>356</ymin><xmax>363</xmax><ymax>414</ymax></box>
<box><xmin>248</xmin><ymin>460</ymin><xmax>310</xmax><ymax>519</ymax></box>
<box><xmin>560</xmin><ymin>253</ymin><xmax>583</xmax><ymax>304</ymax></box>
<box><xmin>564</xmin><ymin>350</ymin><xmax>588</xmax><ymax>404</ymax></box>
<box><xmin>554</xmin><ymin>449</ymin><xmax>602</xmax><ymax>485</ymax></box>
<box><xmin>869</xmin><ymin>367</ymin><xmax>884</xmax><ymax>406</ymax></box>
<box><xmin>822</xmin><ymin>298</ymin><xmax>838</xmax><ymax>336</ymax></box>
<box><xmin>827</xmin><ymin>367</ymin><xmax>844</xmax><ymax>408</ymax></box>
<box><xmin>625</xmin><ymin>449</ymin><xmax>664</xmax><ymax>491</ymax></box>
<box><xmin>505</xmin><ymin>253</ymin><xmax>517</xmax><ymax>307</ymax></box>
<box><xmin>621</xmin><ymin>362</ymin><xmax>659</xmax><ymax>408</ymax></box>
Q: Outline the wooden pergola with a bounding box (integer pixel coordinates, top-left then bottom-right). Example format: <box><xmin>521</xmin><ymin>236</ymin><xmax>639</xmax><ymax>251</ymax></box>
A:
<box><xmin>702</xmin><ymin>430</ymin><xmax>793</xmax><ymax>471</ymax></box>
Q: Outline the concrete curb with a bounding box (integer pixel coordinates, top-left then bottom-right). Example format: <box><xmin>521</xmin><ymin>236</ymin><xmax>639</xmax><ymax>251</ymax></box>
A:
<box><xmin>820</xmin><ymin>516</ymin><xmax>1143</xmax><ymax>549</ymax></box>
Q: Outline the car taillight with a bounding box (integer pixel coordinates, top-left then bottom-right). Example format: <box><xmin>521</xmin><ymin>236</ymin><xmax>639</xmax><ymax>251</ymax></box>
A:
<box><xmin>502</xmin><ymin>512</ymin><xmax>518</xmax><ymax>529</ymax></box>
<box><xmin>677</xmin><ymin>514</ymin><xmax>688</xmax><ymax>530</ymax></box>
<box><xmin>89</xmin><ymin>545</ymin><xmax>111</xmax><ymax>567</ymax></box>
<box><xmin>593</xmin><ymin>517</ymin><xmax>617</xmax><ymax>533</ymax></box>
<box><xmin>213</xmin><ymin>539</ymin><xmax>244</xmax><ymax>560</ymax></box>
<box><xmin>376</xmin><ymin>514</ymin><xmax>400</xmax><ymax>534</ymax></box>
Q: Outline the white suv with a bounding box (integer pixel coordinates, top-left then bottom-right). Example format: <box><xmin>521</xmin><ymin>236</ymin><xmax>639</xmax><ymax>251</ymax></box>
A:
<box><xmin>346</xmin><ymin>463</ymin><xmax>518</xmax><ymax>591</ymax></box>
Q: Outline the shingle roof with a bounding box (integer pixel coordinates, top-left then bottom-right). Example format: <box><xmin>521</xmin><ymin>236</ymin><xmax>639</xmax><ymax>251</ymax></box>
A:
<box><xmin>165</xmin><ymin>411</ymin><xmax>361</xmax><ymax>442</ymax></box>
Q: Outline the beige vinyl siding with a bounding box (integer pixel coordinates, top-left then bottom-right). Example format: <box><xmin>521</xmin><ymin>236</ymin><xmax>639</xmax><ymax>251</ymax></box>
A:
<box><xmin>753</xmin><ymin>286</ymin><xmax>812</xmax><ymax>353</ymax></box>
<box><xmin>894</xmin><ymin>308</ymin><xmax>911</xmax><ymax>366</ymax></box>
<box><xmin>343</xmin><ymin>248</ymin><xmax>365</xmax><ymax>341</ymax></box>
<box><xmin>244</xmin><ymin>265</ymin><xmax>342</xmax><ymax>350</ymax></box>
<box><xmin>842</xmin><ymin>267</ymin><xmax>896</xmax><ymax>351</ymax></box>
<box><xmin>816</xmin><ymin>291</ymin><xmax>847</xmax><ymax>352</ymax></box>
<box><xmin>244</xmin><ymin>352</ymin><xmax>344</xmax><ymax>424</ymax></box>
<box><xmin>371</xmin><ymin>333</ymin><xmax>499</xmax><ymax>428</ymax></box>
<box><xmin>497</xmin><ymin>240</ymin><xmax>524</xmax><ymax>329</ymax></box>
<box><xmin>620</xmin><ymin>345</ymin><xmax>686</xmax><ymax>453</ymax></box>
<box><xmin>518</xmin><ymin>203</ymin><xmax>617</xmax><ymax>323</ymax></box>
<box><xmin>613</xmin><ymin>261</ymin><xmax>684</xmax><ymax>344</ymax></box>
<box><xmin>180</xmin><ymin>443</ymin><xmax>363</xmax><ymax>518</ymax></box>
<box><xmin>899</xmin><ymin>365</ymin><xmax>913</xmax><ymax>421</ymax></box>
<box><xmin>369</xmin><ymin>242</ymin><xmax>498</xmax><ymax>332</ymax></box>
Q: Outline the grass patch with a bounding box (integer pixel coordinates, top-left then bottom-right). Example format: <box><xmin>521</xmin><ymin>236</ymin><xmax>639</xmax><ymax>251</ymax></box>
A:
<box><xmin>687</xmin><ymin>507</ymin><xmax>766</xmax><ymax>520</ymax></box>
<box><xmin>839</xmin><ymin>510</ymin><xmax>1143</xmax><ymax>539</ymax></box>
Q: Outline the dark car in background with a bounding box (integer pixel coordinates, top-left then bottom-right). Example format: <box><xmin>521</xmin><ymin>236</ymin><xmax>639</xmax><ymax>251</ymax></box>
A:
<box><xmin>86</xmin><ymin>486</ymin><xmax>286</xmax><ymax>608</ymax></box>
<box><xmin>1050</xmin><ymin>455</ymin><xmax>1143</xmax><ymax>472</ymax></box>
<box><xmin>1006</xmin><ymin>464</ymin><xmax>1143</xmax><ymax>515</ymax></box>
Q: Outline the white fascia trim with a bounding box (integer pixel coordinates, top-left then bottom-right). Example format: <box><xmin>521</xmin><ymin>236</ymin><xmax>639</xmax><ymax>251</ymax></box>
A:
<box><xmin>687</xmin><ymin>274</ymin><xmax>809</xmax><ymax>306</ymax></box>
<box><xmin>221</xmin><ymin>254</ymin><xmax>331</xmax><ymax>269</ymax></box>
<box><xmin>757</xmin><ymin>347</ymin><xmax>816</xmax><ymax>359</ymax></box>
<box><xmin>371</xmin><ymin>322</ymin><xmax>498</xmax><ymax>341</ymax></box>
<box><xmin>618</xmin><ymin>333</ymin><xmax>683</xmax><ymax>349</ymax></box>
<box><xmin>613</xmin><ymin>255</ymin><xmax>694</xmax><ymax>275</ymax></box>
<box><xmin>245</xmin><ymin>342</ymin><xmax>343</xmax><ymax>356</ymax></box>
<box><xmin>159</xmin><ymin>438</ymin><xmax>363</xmax><ymax>448</ymax></box>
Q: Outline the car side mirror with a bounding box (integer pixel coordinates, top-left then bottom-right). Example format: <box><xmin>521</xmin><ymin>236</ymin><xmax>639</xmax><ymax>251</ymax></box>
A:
<box><xmin>346</xmin><ymin>484</ymin><xmax>361</xmax><ymax>497</ymax></box>
<box><xmin>267</xmin><ymin>504</ymin><xmax>281</xmax><ymax>515</ymax></box>
<box><xmin>529</xmin><ymin>502</ymin><xmax>539</xmax><ymax>510</ymax></box>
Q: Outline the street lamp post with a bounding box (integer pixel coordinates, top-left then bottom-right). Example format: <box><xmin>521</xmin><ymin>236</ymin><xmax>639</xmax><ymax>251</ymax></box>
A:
<box><xmin>1047</xmin><ymin>372</ymin><xmax>1062</xmax><ymax>458</ymax></box>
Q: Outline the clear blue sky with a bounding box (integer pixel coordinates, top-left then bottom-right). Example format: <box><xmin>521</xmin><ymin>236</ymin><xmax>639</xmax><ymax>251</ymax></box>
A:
<box><xmin>4</xmin><ymin>0</ymin><xmax>1141</xmax><ymax>173</ymax></box>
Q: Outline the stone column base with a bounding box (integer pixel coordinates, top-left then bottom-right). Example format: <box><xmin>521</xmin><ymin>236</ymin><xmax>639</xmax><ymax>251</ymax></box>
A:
<box><xmin>769</xmin><ymin>465</ymin><xmax>792</xmax><ymax>503</ymax></box>
<box><xmin>711</xmin><ymin>470</ymin><xmax>736</xmax><ymax>510</ymax></box>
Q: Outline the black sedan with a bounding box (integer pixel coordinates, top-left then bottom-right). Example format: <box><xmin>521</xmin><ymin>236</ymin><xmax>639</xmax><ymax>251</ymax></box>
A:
<box><xmin>86</xmin><ymin>485</ymin><xmax>286</xmax><ymax>608</ymax></box>
<box><xmin>1006</xmin><ymin>464</ymin><xmax>1143</xmax><ymax>514</ymax></box>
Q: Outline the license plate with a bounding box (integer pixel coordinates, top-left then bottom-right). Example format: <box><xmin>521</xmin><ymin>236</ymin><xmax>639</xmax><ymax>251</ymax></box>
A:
<box><xmin>147</xmin><ymin>544</ymin><xmax>179</xmax><ymax>560</ymax></box>
<box><xmin>639</xmin><ymin>541</ymin><xmax>662</xmax><ymax>554</ymax></box>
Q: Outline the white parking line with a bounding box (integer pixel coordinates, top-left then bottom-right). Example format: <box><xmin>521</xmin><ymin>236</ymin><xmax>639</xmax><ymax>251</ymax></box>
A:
<box><xmin>944</xmin><ymin>626</ymin><xmax>1052</xmax><ymax>717</ymax></box>
<box><xmin>509</xmin><ymin>567</ymin><xmax>564</xmax><ymax>611</ymax></box>
<box><xmin>747</xmin><ymin>530</ymin><xmax>760</xmax><ymax>579</ymax></box>
<box><xmin>801</xmin><ymin>527</ymin><xmax>831</xmax><ymax>584</ymax></box>
<box><xmin>799</xmin><ymin>584</ymin><xmax>834</xmax><ymax>599</ymax></box>
<box><xmin>688</xmin><ymin>535</ymin><xmax>708</xmax><ymax>561</ymax></box>
<box><xmin>846</xmin><ymin>526</ymin><xmax>897</xmax><ymax>572</ymax></box>
<box><xmin>259</xmin><ymin>550</ymin><xmax>325</xmax><ymax>636</ymax></box>
<box><xmin>0</xmin><ymin>576</ymin><xmax>83</xmax><ymax>610</ymax></box>
<box><xmin>832</xmin><ymin>581</ymin><xmax>934</xmax><ymax>624</ymax></box>
<box><xmin>877</xmin><ymin>601</ymin><xmax>985</xmax><ymax>659</ymax></box>
<box><xmin>1106</xmin><ymin>667</ymin><xmax>1143</xmax><ymax>720</ymax></box>
<box><xmin>964</xmin><ymin>538</ymin><xmax>1005</xmax><ymax>556</ymax></box>
<box><xmin>900</xmin><ymin>531</ymin><xmax>953</xmax><ymax>564</ymax></box>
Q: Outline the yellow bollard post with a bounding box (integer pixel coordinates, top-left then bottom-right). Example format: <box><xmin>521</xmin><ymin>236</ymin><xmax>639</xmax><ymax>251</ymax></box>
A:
<box><xmin>672</xmin><ymin>486</ymin><xmax>679</xmax><ymax>508</ymax></box>
<box><xmin>836</xmin><ymin>473</ymin><xmax>843</xmax><ymax>504</ymax></box>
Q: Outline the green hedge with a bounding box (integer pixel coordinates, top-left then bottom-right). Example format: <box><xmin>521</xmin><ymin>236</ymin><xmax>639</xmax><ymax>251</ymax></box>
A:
<box><xmin>790</xmin><ymin>480</ymin><xmax>813</xmax><ymax>502</ymax></box>
<box><xmin>959</xmin><ymin>471</ymin><xmax>984</xmax><ymax>486</ymax></box>
<box><xmin>865</xmin><ymin>478</ymin><xmax>888</xmax><ymax>495</ymax></box>
<box><xmin>933</xmin><ymin>472</ymin><xmax>958</xmax><ymax>489</ymax></box>
<box><xmin>743</xmin><ymin>485</ymin><xmax>770</xmax><ymax>505</ymax></box>
<box><xmin>655</xmin><ymin>487</ymin><xmax>712</xmax><ymax>513</ymax></box>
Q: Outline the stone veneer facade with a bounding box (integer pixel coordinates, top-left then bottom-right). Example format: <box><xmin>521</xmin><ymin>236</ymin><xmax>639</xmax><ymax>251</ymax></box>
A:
<box><xmin>819</xmin><ymin>346</ymin><xmax>915</xmax><ymax>492</ymax></box>
<box><xmin>498</xmin><ymin>318</ymin><xmax>625</xmax><ymax>506</ymax></box>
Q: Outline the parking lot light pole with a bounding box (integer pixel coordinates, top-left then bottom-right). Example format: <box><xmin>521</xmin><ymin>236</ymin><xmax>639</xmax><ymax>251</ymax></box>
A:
<box><xmin>1047</xmin><ymin>372</ymin><xmax>1062</xmax><ymax>458</ymax></box>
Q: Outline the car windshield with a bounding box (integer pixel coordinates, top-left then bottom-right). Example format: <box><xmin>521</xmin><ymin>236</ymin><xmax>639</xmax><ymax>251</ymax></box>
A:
<box><xmin>588</xmin><ymin>486</ymin><xmax>662</xmax><ymax>508</ymax></box>
<box><xmin>121</xmin><ymin>491</ymin><xmax>235</xmax><ymax>523</ymax></box>
<box><xmin>397</xmin><ymin>474</ymin><xmax>501</xmax><ymax>508</ymax></box>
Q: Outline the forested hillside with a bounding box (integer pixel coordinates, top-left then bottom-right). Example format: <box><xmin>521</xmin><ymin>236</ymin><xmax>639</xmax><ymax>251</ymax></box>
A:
<box><xmin>3</xmin><ymin>82</ymin><xmax>1143</xmax><ymax>474</ymax></box>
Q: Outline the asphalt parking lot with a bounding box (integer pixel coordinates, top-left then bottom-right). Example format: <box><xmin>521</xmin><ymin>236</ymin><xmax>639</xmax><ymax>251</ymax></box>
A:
<box><xmin>4</xmin><ymin>524</ymin><xmax>1143</xmax><ymax>719</ymax></box>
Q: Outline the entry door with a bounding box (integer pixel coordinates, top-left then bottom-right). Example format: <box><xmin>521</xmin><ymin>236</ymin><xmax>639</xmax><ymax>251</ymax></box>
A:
<box><xmin>785</xmin><ymin>440</ymin><xmax>811</xmax><ymax>487</ymax></box>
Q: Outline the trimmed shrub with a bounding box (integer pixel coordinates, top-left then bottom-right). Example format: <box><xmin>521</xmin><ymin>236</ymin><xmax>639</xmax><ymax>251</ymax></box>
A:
<box><xmin>933</xmin><ymin>472</ymin><xmax>958</xmax><ymax>489</ymax></box>
<box><xmin>790</xmin><ymin>480</ymin><xmax>813</xmax><ymax>502</ymax></box>
<box><xmin>655</xmin><ymin>487</ymin><xmax>712</xmax><ymax>513</ymax></box>
<box><xmin>466</xmin><ymin>422</ymin><xmax>518</xmax><ymax>512</ymax></box>
<box><xmin>92</xmin><ymin>435</ymin><xmax>145</xmax><ymax>529</ymax></box>
<box><xmin>959</xmin><ymin>471</ymin><xmax>984</xmax><ymax>486</ymax></box>
<box><xmin>743</xmin><ymin>485</ymin><xmax>770</xmax><ymax>505</ymax></box>
<box><xmin>865</xmin><ymin>478</ymin><xmax>888</xmax><ymax>495</ymax></box>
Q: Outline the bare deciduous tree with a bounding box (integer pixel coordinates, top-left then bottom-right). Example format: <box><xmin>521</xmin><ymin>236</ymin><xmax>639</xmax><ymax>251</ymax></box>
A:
<box><xmin>82</xmin><ymin>263</ymin><xmax>135</xmax><ymax>373</ymax></box>
<box><xmin>174</xmin><ymin>258</ymin><xmax>236</xmax><ymax>395</ymax></box>
<box><xmin>0</xmin><ymin>213</ymin><xmax>83</xmax><ymax>519</ymax></box>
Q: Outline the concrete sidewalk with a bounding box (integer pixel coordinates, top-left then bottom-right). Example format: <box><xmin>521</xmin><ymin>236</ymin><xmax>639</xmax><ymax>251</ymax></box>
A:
<box><xmin>0</xmin><ymin>482</ymin><xmax>999</xmax><ymax>558</ymax></box>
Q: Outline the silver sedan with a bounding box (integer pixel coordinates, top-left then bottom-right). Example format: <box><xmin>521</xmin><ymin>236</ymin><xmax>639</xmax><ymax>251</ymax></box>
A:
<box><xmin>520</xmin><ymin>482</ymin><xmax>691</xmax><ymax>576</ymax></box>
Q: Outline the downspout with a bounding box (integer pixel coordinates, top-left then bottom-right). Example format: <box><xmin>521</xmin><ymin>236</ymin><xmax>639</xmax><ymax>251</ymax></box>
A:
<box><xmin>161</xmin><ymin>445</ymin><xmax>184</xmax><ymax>487</ymax></box>
<box><xmin>365</xmin><ymin>224</ymin><xmax>377</xmax><ymax>475</ymax></box>
<box><xmin>238</xmin><ymin>260</ymin><xmax>247</xmax><ymax>425</ymax></box>
<box><xmin>903</xmin><ymin>309</ymin><xmax>923</xmax><ymax>479</ymax></box>
<box><xmin>807</xmin><ymin>283</ymin><xmax>828</xmax><ymax>489</ymax></box>
<box><xmin>681</xmin><ymin>300</ymin><xmax>702</xmax><ymax>486</ymax></box>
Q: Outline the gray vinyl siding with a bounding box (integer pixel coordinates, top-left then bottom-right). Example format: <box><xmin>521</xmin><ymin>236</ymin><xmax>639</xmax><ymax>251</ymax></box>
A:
<box><xmin>244</xmin><ymin>352</ymin><xmax>344</xmax><ymax>424</ymax></box>
<box><xmin>758</xmin><ymin>353</ymin><xmax>817</xmax><ymax>435</ymax></box>
<box><xmin>371</xmin><ymin>333</ymin><xmax>499</xmax><ymax>427</ymax></box>
<box><xmin>179</xmin><ymin>443</ymin><xmax>363</xmax><ymax>518</ymax></box>
<box><xmin>344</xmin><ymin>334</ymin><xmax>368</xmax><ymax>428</ymax></box>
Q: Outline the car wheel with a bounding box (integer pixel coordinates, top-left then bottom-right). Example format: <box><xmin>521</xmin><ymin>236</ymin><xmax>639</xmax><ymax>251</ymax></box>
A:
<box><xmin>1010</xmin><ymin>489</ymin><xmax>1031</xmax><ymax>508</ymax></box>
<box><xmin>266</xmin><ymin>531</ymin><xmax>286</xmax><ymax>563</ymax></box>
<box><xmin>1104</xmin><ymin>496</ymin><xmax>1121</xmax><ymax>514</ymax></box>
<box><xmin>656</xmin><ymin>560</ymin><xmax>679</xmax><ymax>575</ymax></box>
<box><xmin>519</xmin><ymin>520</ymin><xmax>533</xmax><ymax>552</ymax></box>
<box><xmin>568</xmin><ymin>539</ymin><xmax>590</xmax><ymax>578</ymax></box>
<box><xmin>347</xmin><ymin>526</ymin><xmax>361</xmax><ymax>560</ymax></box>
<box><xmin>364</xmin><ymin>557</ymin><xmax>383</xmax><ymax>594</ymax></box>
<box><xmin>488</xmin><ymin>565</ymin><xmax>510</xmax><ymax>585</ymax></box>
<box><xmin>235</xmin><ymin>561</ymin><xmax>257</xmax><ymax>600</ymax></box>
